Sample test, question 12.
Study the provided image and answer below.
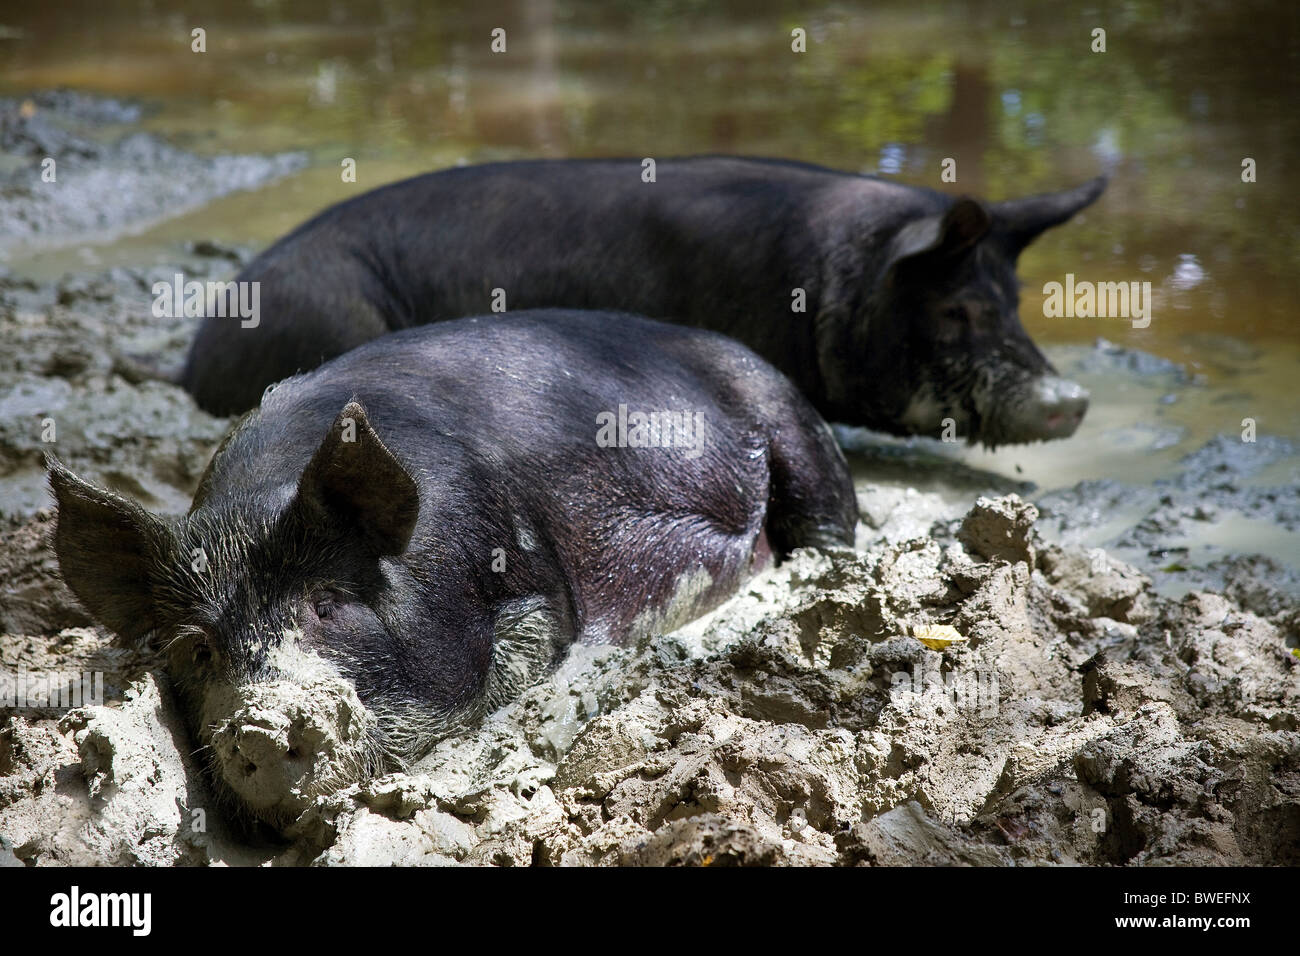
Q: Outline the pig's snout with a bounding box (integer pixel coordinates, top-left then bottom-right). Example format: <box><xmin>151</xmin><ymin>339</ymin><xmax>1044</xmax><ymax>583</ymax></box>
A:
<box><xmin>199</xmin><ymin>650</ymin><xmax>378</xmax><ymax>823</ymax></box>
<box><xmin>210</xmin><ymin>707</ymin><xmax>319</xmax><ymax>811</ymax></box>
<box><xmin>1016</xmin><ymin>375</ymin><xmax>1089</xmax><ymax>441</ymax></box>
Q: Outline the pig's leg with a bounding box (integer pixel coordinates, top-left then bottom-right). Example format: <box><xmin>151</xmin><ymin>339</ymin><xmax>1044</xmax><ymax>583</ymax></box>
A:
<box><xmin>701</xmin><ymin>350</ymin><xmax>857</xmax><ymax>556</ymax></box>
<box><xmin>763</xmin><ymin>409</ymin><xmax>858</xmax><ymax>556</ymax></box>
<box><xmin>479</xmin><ymin>594</ymin><xmax>572</xmax><ymax>712</ymax></box>
<box><xmin>662</xmin><ymin>334</ymin><xmax>857</xmax><ymax>557</ymax></box>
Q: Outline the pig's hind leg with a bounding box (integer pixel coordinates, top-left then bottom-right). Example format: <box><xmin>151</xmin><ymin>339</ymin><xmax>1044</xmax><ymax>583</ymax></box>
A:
<box><xmin>673</xmin><ymin>336</ymin><xmax>858</xmax><ymax>558</ymax></box>
<box><xmin>758</xmin><ymin>389</ymin><xmax>859</xmax><ymax>558</ymax></box>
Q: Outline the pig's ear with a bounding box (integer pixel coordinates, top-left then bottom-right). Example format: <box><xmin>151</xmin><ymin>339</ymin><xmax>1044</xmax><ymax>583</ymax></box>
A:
<box><xmin>46</xmin><ymin>455</ymin><xmax>169</xmax><ymax>643</ymax></box>
<box><xmin>886</xmin><ymin>198</ymin><xmax>991</xmax><ymax>276</ymax></box>
<box><xmin>991</xmin><ymin>175</ymin><xmax>1107</xmax><ymax>256</ymax></box>
<box><xmin>296</xmin><ymin>401</ymin><xmax>420</xmax><ymax>556</ymax></box>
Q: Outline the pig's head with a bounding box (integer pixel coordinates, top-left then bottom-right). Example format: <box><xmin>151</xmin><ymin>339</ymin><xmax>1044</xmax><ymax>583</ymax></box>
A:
<box><xmin>821</xmin><ymin>177</ymin><xmax>1105</xmax><ymax>447</ymax></box>
<box><xmin>45</xmin><ymin>402</ymin><xmax>512</xmax><ymax>829</ymax></box>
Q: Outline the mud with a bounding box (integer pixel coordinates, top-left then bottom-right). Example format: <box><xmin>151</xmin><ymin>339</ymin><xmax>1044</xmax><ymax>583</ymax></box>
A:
<box><xmin>0</xmin><ymin>91</ymin><xmax>306</xmax><ymax>257</ymax></box>
<box><xmin>4</xmin><ymin>496</ymin><xmax>1296</xmax><ymax>866</ymax></box>
<box><xmin>0</xmin><ymin>93</ymin><xmax>1297</xmax><ymax>867</ymax></box>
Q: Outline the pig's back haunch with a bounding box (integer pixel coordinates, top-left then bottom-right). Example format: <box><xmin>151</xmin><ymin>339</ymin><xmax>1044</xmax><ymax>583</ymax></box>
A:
<box><xmin>180</xmin><ymin>157</ymin><xmax>884</xmax><ymax>416</ymax></box>
<box><xmin>195</xmin><ymin>309</ymin><xmax>854</xmax><ymax>644</ymax></box>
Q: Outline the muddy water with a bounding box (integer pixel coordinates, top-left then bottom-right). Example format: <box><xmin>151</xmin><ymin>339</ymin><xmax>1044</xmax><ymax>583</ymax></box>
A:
<box><xmin>1</xmin><ymin>0</ymin><xmax>1297</xmax><ymax>558</ymax></box>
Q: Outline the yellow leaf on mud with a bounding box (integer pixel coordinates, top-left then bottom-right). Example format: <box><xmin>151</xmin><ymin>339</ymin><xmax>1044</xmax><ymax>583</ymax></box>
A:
<box><xmin>912</xmin><ymin>624</ymin><xmax>967</xmax><ymax>650</ymax></box>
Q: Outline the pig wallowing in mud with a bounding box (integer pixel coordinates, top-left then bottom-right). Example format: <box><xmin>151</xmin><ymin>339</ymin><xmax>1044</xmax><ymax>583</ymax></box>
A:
<box><xmin>181</xmin><ymin>156</ymin><xmax>1104</xmax><ymax>447</ymax></box>
<box><xmin>51</xmin><ymin>310</ymin><xmax>857</xmax><ymax>826</ymax></box>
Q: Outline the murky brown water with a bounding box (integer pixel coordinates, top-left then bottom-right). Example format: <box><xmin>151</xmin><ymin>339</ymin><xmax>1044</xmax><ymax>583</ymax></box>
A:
<box><xmin>2</xmin><ymin>0</ymin><xmax>1297</xmax><ymax>494</ymax></box>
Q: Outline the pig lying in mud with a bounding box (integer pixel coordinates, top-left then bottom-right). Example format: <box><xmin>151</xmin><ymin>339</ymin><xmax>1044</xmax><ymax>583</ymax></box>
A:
<box><xmin>181</xmin><ymin>156</ymin><xmax>1103</xmax><ymax>446</ymax></box>
<box><xmin>50</xmin><ymin>309</ymin><xmax>857</xmax><ymax>827</ymax></box>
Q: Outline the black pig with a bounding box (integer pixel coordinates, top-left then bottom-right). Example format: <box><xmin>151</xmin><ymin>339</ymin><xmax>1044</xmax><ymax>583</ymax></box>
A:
<box><xmin>52</xmin><ymin>309</ymin><xmax>856</xmax><ymax>826</ymax></box>
<box><xmin>181</xmin><ymin>156</ymin><xmax>1103</xmax><ymax>446</ymax></box>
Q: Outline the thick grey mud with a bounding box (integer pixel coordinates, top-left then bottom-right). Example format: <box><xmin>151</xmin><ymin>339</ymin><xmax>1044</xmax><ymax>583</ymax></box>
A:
<box><xmin>4</xmin><ymin>481</ymin><xmax>1299</xmax><ymax>863</ymax></box>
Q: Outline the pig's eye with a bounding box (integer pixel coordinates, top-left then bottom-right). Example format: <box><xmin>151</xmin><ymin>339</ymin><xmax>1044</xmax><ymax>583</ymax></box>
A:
<box><xmin>312</xmin><ymin>592</ymin><xmax>339</xmax><ymax>620</ymax></box>
<box><xmin>191</xmin><ymin>635</ymin><xmax>213</xmax><ymax>667</ymax></box>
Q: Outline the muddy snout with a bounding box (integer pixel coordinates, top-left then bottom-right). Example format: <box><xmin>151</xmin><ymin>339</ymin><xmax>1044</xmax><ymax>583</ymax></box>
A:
<box><xmin>1013</xmin><ymin>375</ymin><xmax>1090</xmax><ymax>441</ymax></box>
<box><xmin>211</xmin><ymin>700</ymin><xmax>321</xmax><ymax>813</ymax></box>
<box><xmin>206</xmin><ymin>678</ymin><xmax>373</xmax><ymax>818</ymax></box>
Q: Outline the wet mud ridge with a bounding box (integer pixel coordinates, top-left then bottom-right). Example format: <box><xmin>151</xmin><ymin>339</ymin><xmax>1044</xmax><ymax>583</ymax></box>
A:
<box><xmin>0</xmin><ymin>91</ymin><xmax>305</xmax><ymax>256</ymax></box>
<box><xmin>2</xmin><ymin>495</ymin><xmax>1297</xmax><ymax>865</ymax></box>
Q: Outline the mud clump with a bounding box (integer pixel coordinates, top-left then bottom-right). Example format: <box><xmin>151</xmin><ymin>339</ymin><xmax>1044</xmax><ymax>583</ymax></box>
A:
<box><xmin>0</xmin><ymin>259</ymin><xmax>236</xmax><ymax>518</ymax></box>
<box><xmin>0</xmin><ymin>510</ymin><xmax>91</xmax><ymax>636</ymax></box>
<box><xmin>0</xmin><ymin>669</ymin><xmax>255</xmax><ymax>866</ymax></box>
<box><xmin>5</xmin><ymin>496</ymin><xmax>1296</xmax><ymax>866</ymax></box>
<box><xmin>957</xmin><ymin>494</ymin><xmax>1038</xmax><ymax>567</ymax></box>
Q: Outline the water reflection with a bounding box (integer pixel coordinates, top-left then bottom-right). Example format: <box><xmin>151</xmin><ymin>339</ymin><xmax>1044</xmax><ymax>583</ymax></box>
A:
<box><xmin>1170</xmin><ymin>253</ymin><xmax>1206</xmax><ymax>291</ymax></box>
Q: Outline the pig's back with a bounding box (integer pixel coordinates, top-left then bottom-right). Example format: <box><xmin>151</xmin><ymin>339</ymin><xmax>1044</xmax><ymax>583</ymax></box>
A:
<box><xmin>208</xmin><ymin>309</ymin><xmax>792</xmax><ymax>641</ymax></box>
<box><xmin>262</xmin><ymin>308</ymin><xmax>759</xmax><ymax>430</ymax></box>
